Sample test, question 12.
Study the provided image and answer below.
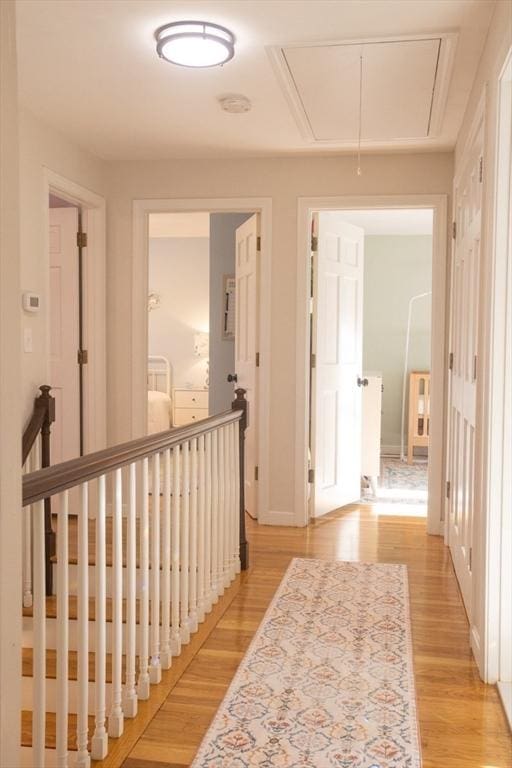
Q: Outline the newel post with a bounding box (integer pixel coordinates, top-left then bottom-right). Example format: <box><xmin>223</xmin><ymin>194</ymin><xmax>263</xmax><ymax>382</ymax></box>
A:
<box><xmin>38</xmin><ymin>385</ymin><xmax>56</xmax><ymax>595</ymax></box>
<box><xmin>232</xmin><ymin>388</ymin><xmax>249</xmax><ymax>570</ymax></box>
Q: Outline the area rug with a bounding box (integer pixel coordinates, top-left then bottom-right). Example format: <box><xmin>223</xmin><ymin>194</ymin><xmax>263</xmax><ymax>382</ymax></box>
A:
<box><xmin>361</xmin><ymin>458</ymin><xmax>428</xmax><ymax>505</ymax></box>
<box><xmin>191</xmin><ymin>557</ymin><xmax>421</xmax><ymax>768</ymax></box>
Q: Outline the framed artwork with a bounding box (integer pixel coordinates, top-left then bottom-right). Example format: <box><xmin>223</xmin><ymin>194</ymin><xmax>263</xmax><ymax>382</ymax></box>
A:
<box><xmin>223</xmin><ymin>275</ymin><xmax>235</xmax><ymax>340</ymax></box>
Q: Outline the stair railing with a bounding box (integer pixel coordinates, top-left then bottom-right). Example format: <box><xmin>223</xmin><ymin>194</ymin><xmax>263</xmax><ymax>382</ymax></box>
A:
<box><xmin>22</xmin><ymin>385</ymin><xmax>56</xmax><ymax>603</ymax></box>
<box><xmin>21</xmin><ymin>388</ymin><xmax>249</xmax><ymax>768</ymax></box>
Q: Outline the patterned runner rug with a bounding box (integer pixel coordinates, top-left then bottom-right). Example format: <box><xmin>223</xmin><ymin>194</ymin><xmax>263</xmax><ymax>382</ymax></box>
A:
<box><xmin>191</xmin><ymin>558</ymin><xmax>421</xmax><ymax>768</ymax></box>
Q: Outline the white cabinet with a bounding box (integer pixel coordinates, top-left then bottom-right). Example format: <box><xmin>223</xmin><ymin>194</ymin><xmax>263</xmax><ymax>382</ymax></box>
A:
<box><xmin>173</xmin><ymin>388</ymin><xmax>209</xmax><ymax>426</ymax></box>
<box><xmin>362</xmin><ymin>373</ymin><xmax>382</xmax><ymax>481</ymax></box>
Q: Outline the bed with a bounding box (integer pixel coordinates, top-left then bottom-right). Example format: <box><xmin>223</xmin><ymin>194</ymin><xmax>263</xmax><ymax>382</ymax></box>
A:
<box><xmin>147</xmin><ymin>355</ymin><xmax>173</xmax><ymax>433</ymax></box>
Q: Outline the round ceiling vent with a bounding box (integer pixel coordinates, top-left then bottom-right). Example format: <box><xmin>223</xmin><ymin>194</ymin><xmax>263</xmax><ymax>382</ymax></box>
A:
<box><xmin>218</xmin><ymin>94</ymin><xmax>252</xmax><ymax>114</ymax></box>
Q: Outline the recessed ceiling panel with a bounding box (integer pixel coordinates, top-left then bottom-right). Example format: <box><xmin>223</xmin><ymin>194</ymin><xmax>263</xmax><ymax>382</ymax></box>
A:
<box><xmin>282</xmin><ymin>38</ymin><xmax>441</xmax><ymax>141</ymax></box>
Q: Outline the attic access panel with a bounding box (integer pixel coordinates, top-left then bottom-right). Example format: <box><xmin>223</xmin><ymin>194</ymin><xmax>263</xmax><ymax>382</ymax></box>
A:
<box><xmin>280</xmin><ymin>37</ymin><xmax>443</xmax><ymax>142</ymax></box>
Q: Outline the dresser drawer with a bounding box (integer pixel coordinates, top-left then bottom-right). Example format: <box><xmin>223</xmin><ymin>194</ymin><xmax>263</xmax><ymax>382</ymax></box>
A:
<box><xmin>173</xmin><ymin>407</ymin><xmax>209</xmax><ymax>427</ymax></box>
<box><xmin>174</xmin><ymin>389</ymin><xmax>209</xmax><ymax>409</ymax></box>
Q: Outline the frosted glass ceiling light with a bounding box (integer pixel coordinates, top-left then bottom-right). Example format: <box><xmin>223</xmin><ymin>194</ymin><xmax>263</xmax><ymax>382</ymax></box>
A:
<box><xmin>155</xmin><ymin>21</ymin><xmax>235</xmax><ymax>68</ymax></box>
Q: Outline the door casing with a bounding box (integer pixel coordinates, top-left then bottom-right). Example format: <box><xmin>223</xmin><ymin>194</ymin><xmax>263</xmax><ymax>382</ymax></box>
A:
<box><xmin>132</xmin><ymin>197</ymin><xmax>272</xmax><ymax>524</ymax></box>
<box><xmin>296</xmin><ymin>195</ymin><xmax>448</xmax><ymax>531</ymax></box>
<box><xmin>44</xmin><ymin>170</ymin><xmax>107</xmax><ymax>455</ymax></box>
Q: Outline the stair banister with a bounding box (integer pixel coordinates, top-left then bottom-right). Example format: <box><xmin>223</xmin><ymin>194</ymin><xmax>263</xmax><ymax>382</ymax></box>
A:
<box><xmin>21</xmin><ymin>390</ymin><xmax>248</xmax><ymax>766</ymax></box>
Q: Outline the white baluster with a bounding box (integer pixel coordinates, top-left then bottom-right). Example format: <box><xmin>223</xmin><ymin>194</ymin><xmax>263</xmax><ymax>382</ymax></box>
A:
<box><xmin>234</xmin><ymin>422</ymin><xmax>241</xmax><ymax>574</ymax></box>
<box><xmin>171</xmin><ymin>446</ymin><xmax>181</xmax><ymax>655</ymax></box>
<box><xmin>22</xmin><ymin>497</ymin><xmax>33</xmax><ymax>608</ymax></box>
<box><xmin>218</xmin><ymin>428</ymin><xmax>226</xmax><ymax>595</ymax></box>
<box><xmin>204</xmin><ymin>431</ymin><xmax>213</xmax><ymax>612</ymax></box>
<box><xmin>22</xmin><ymin>444</ymin><xmax>37</xmax><ymax>608</ymax></box>
<box><xmin>189</xmin><ymin>438</ymin><xmax>198</xmax><ymax>633</ymax></box>
<box><xmin>150</xmin><ymin>453</ymin><xmax>162</xmax><ymax>683</ymax></box>
<box><xmin>33</xmin><ymin>499</ymin><xmax>46</xmax><ymax>768</ymax></box>
<box><xmin>56</xmin><ymin>490</ymin><xmax>69</xmax><ymax>768</ymax></box>
<box><xmin>180</xmin><ymin>441</ymin><xmax>190</xmax><ymax>643</ymax></box>
<box><xmin>76</xmin><ymin>483</ymin><xmax>91</xmax><ymax>768</ymax></box>
<box><xmin>91</xmin><ymin>475</ymin><xmax>108</xmax><ymax>759</ymax></box>
<box><xmin>137</xmin><ymin>458</ymin><xmax>150</xmax><ymax>699</ymax></box>
<box><xmin>228</xmin><ymin>423</ymin><xmax>236</xmax><ymax>580</ymax></box>
<box><xmin>109</xmin><ymin>469</ymin><xmax>124</xmax><ymax>737</ymax></box>
<box><xmin>124</xmin><ymin>463</ymin><xmax>138</xmax><ymax>717</ymax></box>
<box><xmin>197</xmin><ymin>434</ymin><xmax>206</xmax><ymax>623</ymax></box>
<box><xmin>160</xmin><ymin>449</ymin><xmax>172</xmax><ymax>669</ymax></box>
<box><xmin>223</xmin><ymin>426</ymin><xmax>232</xmax><ymax>585</ymax></box>
<box><xmin>211</xmin><ymin>430</ymin><xmax>219</xmax><ymax>603</ymax></box>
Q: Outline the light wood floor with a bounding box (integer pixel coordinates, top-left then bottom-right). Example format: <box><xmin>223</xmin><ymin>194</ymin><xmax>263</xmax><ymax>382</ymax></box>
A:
<box><xmin>121</xmin><ymin>504</ymin><xmax>511</xmax><ymax>768</ymax></box>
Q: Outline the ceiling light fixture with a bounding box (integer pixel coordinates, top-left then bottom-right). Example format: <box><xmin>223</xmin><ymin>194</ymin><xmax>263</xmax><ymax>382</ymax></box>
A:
<box><xmin>155</xmin><ymin>21</ymin><xmax>235</xmax><ymax>68</ymax></box>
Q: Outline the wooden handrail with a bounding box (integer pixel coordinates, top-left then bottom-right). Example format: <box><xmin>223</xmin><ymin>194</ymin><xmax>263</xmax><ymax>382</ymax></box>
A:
<box><xmin>23</xmin><ymin>408</ymin><xmax>243</xmax><ymax>507</ymax></box>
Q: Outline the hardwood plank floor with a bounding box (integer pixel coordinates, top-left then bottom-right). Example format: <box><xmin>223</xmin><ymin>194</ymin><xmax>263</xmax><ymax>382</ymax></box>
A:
<box><xmin>121</xmin><ymin>504</ymin><xmax>511</xmax><ymax>768</ymax></box>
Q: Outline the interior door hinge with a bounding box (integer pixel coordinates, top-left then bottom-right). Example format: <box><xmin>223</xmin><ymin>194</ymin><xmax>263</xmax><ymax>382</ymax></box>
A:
<box><xmin>479</xmin><ymin>157</ymin><xmax>483</xmax><ymax>183</ymax></box>
<box><xmin>256</xmin><ymin>235</ymin><xmax>261</xmax><ymax>251</ymax></box>
<box><xmin>311</xmin><ymin>352</ymin><xmax>316</xmax><ymax>368</ymax></box>
<box><xmin>452</xmin><ymin>221</ymin><xmax>456</xmax><ymax>240</ymax></box>
<box><xmin>473</xmin><ymin>354</ymin><xmax>477</xmax><ymax>381</ymax></box>
<box><xmin>256</xmin><ymin>352</ymin><xmax>260</xmax><ymax>367</ymax></box>
<box><xmin>77</xmin><ymin>349</ymin><xmax>88</xmax><ymax>365</ymax></box>
<box><xmin>311</xmin><ymin>235</ymin><xmax>318</xmax><ymax>252</ymax></box>
<box><xmin>449</xmin><ymin>351</ymin><xmax>454</xmax><ymax>370</ymax></box>
<box><xmin>254</xmin><ymin>465</ymin><xmax>259</xmax><ymax>481</ymax></box>
<box><xmin>446</xmin><ymin>480</ymin><xmax>451</xmax><ymax>499</ymax></box>
<box><xmin>77</xmin><ymin>231</ymin><xmax>88</xmax><ymax>248</ymax></box>
<box><xmin>308</xmin><ymin>468</ymin><xmax>315</xmax><ymax>483</ymax></box>
<box><xmin>469</xmin><ymin>546</ymin><xmax>473</xmax><ymax>571</ymax></box>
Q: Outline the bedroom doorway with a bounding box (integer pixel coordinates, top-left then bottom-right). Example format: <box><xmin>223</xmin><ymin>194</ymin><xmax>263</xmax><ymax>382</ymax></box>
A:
<box><xmin>145</xmin><ymin>209</ymin><xmax>260</xmax><ymax>518</ymax></box>
<box><xmin>309</xmin><ymin>209</ymin><xmax>433</xmax><ymax>519</ymax></box>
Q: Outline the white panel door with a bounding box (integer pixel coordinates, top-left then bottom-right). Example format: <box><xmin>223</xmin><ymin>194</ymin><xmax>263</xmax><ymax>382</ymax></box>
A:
<box><xmin>446</xmin><ymin>109</ymin><xmax>484</xmax><ymax>618</ymax></box>
<box><xmin>49</xmin><ymin>207</ymin><xmax>80</xmax><ymax>464</ymax></box>
<box><xmin>311</xmin><ymin>213</ymin><xmax>364</xmax><ymax>517</ymax></box>
<box><xmin>235</xmin><ymin>214</ymin><xmax>259</xmax><ymax>519</ymax></box>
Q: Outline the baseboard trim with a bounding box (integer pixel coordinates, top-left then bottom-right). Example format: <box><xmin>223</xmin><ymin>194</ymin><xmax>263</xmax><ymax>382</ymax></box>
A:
<box><xmin>497</xmin><ymin>681</ymin><xmax>512</xmax><ymax>730</ymax></box>
<box><xmin>258</xmin><ymin>510</ymin><xmax>301</xmax><ymax>527</ymax></box>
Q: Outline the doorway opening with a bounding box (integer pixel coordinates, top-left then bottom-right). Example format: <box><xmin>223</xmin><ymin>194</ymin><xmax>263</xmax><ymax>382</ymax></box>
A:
<box><xmin>309</xmin><ymin>208</ymin><xmax>433</xmax><ymax>520</ymax></box>
<box><xmin>48</xmin><ymin>193</ymin><xmax>84</xmax><ymax>462</ymax></box>
<box><xmin>145</xmin><ymin>210</ymin><xmax>259</xmax><ymax>518</ymax></box>
<box><xmin>44</xmin><ymin>170</ymin><xmax>107</xmax><ymax>462</ymax></box>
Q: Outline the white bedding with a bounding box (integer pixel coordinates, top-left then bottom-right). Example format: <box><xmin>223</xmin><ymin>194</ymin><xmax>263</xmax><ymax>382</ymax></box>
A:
<box><xmin>147</xmin><ymin>390</ymin><xmax>172</xmax><ymax>433</ymax></box>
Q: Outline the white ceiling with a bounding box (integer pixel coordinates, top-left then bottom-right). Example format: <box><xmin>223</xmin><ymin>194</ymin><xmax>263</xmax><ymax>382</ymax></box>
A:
<box><xmin>336</xmin><ymin>209</ymin><xmax>434</xmax><ymax>235</ymax></box>
<box><xmin>15</xmin><ymin>0</ymin><xmax>496</xmax><ymax>160</ymax></box>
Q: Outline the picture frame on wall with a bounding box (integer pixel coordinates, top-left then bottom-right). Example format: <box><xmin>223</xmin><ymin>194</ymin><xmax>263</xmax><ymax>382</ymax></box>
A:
<box><xmin>223</xmin><ymin>274</ymin><xmax>235</xmax><ymax>340</ymax></box>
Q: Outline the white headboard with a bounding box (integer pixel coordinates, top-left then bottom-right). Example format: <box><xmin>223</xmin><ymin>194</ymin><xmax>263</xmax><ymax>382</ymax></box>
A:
<box><xmin>147</xmin><ymin>355</ymin><xmax>172</xmax><ymax>398</ymax></box>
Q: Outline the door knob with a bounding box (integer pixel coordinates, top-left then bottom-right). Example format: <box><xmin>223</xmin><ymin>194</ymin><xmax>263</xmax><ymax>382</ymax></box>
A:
<box><xmin>227</xmin><ymin>373</ymin><xmax>238</xmax><ymax>383</ymax></box>
<box><xmin>357</xmin><ymin>377</ymin><xmax>369</xmax><ymax>387</ymax></box>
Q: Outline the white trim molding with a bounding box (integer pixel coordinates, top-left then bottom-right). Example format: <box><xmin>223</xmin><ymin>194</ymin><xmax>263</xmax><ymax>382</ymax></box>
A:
<box><xmin>479</xmin><ymin>49</ymin><xmax>512</xmax><ymax>700</ymax></box>
<box><xmin>132</xmin><ymin>197</ymin><xmax>272</xmax><ymax>524</ymax></box>
<box><xmin>43</xmin><ymin>169</ymin><xmax>107</xmax><ymax>454</ymax></box>
<box><xmin>295</xmin><ymin>194</ymin><xmax>448</xmax><ymax>531</ymax></box>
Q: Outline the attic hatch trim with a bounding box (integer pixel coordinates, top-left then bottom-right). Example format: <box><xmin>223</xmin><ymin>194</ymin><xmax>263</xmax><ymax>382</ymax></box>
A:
<box><xmin>266</xmin><ymin>31</ymin><xmax>458</xmax><ymax>147</ymax></box>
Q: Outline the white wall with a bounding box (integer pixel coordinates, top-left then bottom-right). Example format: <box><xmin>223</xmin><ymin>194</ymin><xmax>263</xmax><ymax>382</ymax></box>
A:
<box><xmin>0</xmin><ymin>1</ymin><xmax>22</xmax><ymax>761</ymax></box>
<box><xmin>105</xmin><ymin>152</ymin><xmax>453</xmax><ymax>523</ymax></box>
<box><xmin>209</xmin><ymin>213</ymin><xmax>252</xmax><ymax>414</ymax></box>
<box><xmin>454</xmin><ymin>0</ymin><xmax>512</xmax><ymax>682</ymax></box>
<box><xmin>363</xmin><ymin>235</ymin><xmax>432</xmax><ymax>453</ymax></box>
<box><xmin>18</xmin><ymin>109</ymin><xmax>106</xmax><ymax>422</ymax></box>
<box><xmin>148</xmin><ymin>237</ymin><xmax>209</xmax><ymax>390</ymax></box>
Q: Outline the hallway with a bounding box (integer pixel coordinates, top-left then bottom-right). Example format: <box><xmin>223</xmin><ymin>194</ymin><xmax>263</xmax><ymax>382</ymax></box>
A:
<box><xmin>122</xmin><ymin>507</ymin><xmax>511</xmax><ymax>768</ymax></box>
